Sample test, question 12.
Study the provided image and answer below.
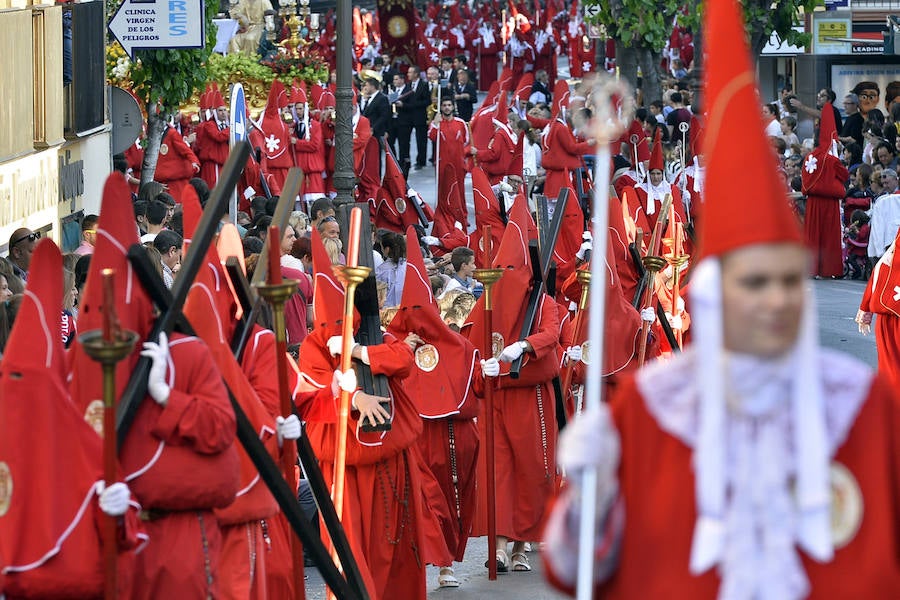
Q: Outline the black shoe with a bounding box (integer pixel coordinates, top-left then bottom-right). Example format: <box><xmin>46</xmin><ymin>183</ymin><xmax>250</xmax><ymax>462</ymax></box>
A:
<box><xmin>414</xmin><ymin>164</ymin><xmax>424</xmax><ymax>171</ymax></box>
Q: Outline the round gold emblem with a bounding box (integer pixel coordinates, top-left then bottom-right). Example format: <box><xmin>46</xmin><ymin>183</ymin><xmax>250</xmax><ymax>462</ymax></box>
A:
<box><xmin>491</xmin><ymin>332</ymin><xmax>505</xmax><ymax>359</ymax></box>
<box><xmin>159</xmin><ymin>143</ymin><xmax>169</xmax><ymax>156</ymax></box>
<box><xmin>84</xmin><ymin>399</ymin><xmax>105</xmax><ymax>437</ymax></box>
<box><xmin>387</xmin><ymin>16</ymin><xmax>409</xmax><ymax>38</ymax></box>
<box><xmin>0</xmin><ymin>461</ymin><xmax>12</xmax><ymax>517</ymax></box>
<box><xmin>830</xmin><ymin>461</ymin><xmax>863</xmax><ymax>549</ymax></box>
<box><xmin>579</xmin><ymin>340</ymin><xmax>590</xmax><ymax>365</ymax></box>
<box><xmin>478</xmin><ymin>235</ymin><xmax>495</xmax><ymax>256</ymax></box>
<box><xmin>415</xmin><ymin>343</ymin><xmax>439</xmax><ymax>372</ymax></box>
<box><xmin>395</xmin><ymin>196</ymin><xmax>407</xmax><ymax>214</ymax></box>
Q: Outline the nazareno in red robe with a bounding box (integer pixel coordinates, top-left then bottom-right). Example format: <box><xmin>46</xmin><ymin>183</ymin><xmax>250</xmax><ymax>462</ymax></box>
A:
<box><xmin>545</xmin><ymin>354</ymin><xmax>900</xmax><ymax>598</ymax></box>
<box><xmin>300</xmin><ymin>328</ymin><xmax>430</xmax><ymax>600</ymax></box>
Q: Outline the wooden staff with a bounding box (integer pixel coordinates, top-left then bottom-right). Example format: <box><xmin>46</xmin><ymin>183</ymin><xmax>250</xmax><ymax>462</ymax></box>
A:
<box><xmin>79</xmin><ymin>269</ymin><xmax>139</xmax><ymax>600</ymax></box>
<box><xmin>332</xmin><ymin>207</ymin><xmax>366</xmax><ymax>521</ymax></box>
<box><xmin>473</xmin><ymin>224</ymin><xmax>504</xmax><ymax>581</ymax></box>
<box><xmin>663</xmin><ymin>220</ymin><xmax>689</xmax><ymax>350</ymax></box>
<box><xmin>254</xmin><ymin>226</ymin><xmax>305</xmax><ymax>599</ymax></box>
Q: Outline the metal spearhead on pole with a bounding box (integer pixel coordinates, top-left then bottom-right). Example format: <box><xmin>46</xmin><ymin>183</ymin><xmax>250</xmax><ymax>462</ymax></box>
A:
<box><xmin>572</xmin><ymin>74</ymin><xmax>634</xmax><ymax>600</ymax></box>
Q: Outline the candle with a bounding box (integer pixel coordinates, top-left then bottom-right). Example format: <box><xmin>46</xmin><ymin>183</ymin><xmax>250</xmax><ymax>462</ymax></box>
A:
<box><xmin>676</xmin><ymin>222</ymin><xmax>684</xmax><ymax>256</ymax></box>
<box><xmin>102</xmin><ymin>269</ymin><xmax>115</xmax><ymax>343</ymax></box>
<box><xmin>267</xmin><ymin>225</ymin><xmax>282</xmax><ymax>285</ymax></box>
<box><xmin>346</xmin><ymin>208</ymin><xmax>362</xmax><ymax>268</ymax></box>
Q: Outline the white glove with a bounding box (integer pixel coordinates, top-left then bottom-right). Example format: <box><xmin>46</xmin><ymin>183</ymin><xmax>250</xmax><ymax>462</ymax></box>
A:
<box><xmin>422</xmin><ymin>235</ymin><xmax>440</xmax><ymax>246</ymax></box>
<box><xmin>640</xmin><ymin>307</ymin><xmax>656</xmax><ymax>323</ymax></box>
<box><xmin>557</xmin><ymin>404</ymin><xmax>621</xmax><ymax>517</ymax></box>
<box><xmin>326</xmin><ymin>335</ymin><xmax>356</xmax><ymax>357</ymax></box>
<box><xmin>565</xmin><ymin>345</ymin><xmax>583</xmax><ymax>363</ymax></box>
<box><xmin>575</xmin><ymin>240</ymin><xmax>592</xmax><ymax>261</ymax></box>
<box><xmin>582</xmin><ymin>230</ymin><xmax>593</xmax><ymax>243</ymax></box>
<box><xmin>330</xmin><ymin>368</ymin><xmax>358</xmax><ymax>396</ymax></box>
<box><xmin>454</xmin><ymin>221</ymin><xmax>464</xmax><ymax>231</ymax></box>
<box><xmin>666</xmin><ymin>313</ymin><xmax>683</xmax><ymax>330</ymax></box>
<box><xmin>141</xmin><ymin>332</ymin><xmax>171</xmax><ymax>406</ymax></box>
<box><xmin>481</xmin><ymin>357</ymin><xmax>500</xmax><ymax>377</ymax></box>
<box><xmin>407</xmin><ymin>188</ymin><xmax>419</xmax><ymax>198</ymax></box>
<box><xmin>856</xmin><ymin>309</ymin><xmax>872</xmax><ymax>336</ymax></box>
<box><xmin>558</xmin><ymin>404</ymin><xmax>620</xmax><ymax>484</ymax></box>
<box><xmin>498</xmin><ymin>341</ymin><xmax>527</xmax><ymax>362</ymax></box>
<box><xmin>498</xmin><ymin>180</ymin><xmax>514</xmax><ymax>194</ymax></box>
<box><xmin>276</xmin><ymin>414</ymin><xmax>302</xmax><ymax>445</ymax></box>
<box><xmin>98</xmin><ymin>481</ymin><xmax>131</xmax><ymax>517</ymax></box>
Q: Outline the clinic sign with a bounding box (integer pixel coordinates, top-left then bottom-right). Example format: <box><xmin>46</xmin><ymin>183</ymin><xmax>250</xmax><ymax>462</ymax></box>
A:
<box><xmin>109</xmin><ymin>0</ymin><xmax>205</xmax><ymax>59</ymax></box>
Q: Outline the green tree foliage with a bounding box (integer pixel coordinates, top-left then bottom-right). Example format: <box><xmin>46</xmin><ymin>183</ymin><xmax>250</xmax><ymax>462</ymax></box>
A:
<box><xmin>583</xmin><ymin>0</ymin><xmax>815</xmax><ymax>104</ymax></box>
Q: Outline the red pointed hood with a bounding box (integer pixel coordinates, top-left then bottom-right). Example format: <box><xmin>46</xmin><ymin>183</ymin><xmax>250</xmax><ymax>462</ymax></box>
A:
<box><xmin>492</xmin><ymin>91</ymin><xmax>509</xmax><ymax>127</ymax></box>
<box><xmin>0</xmin><ymin>239</ymin><xmax>118</xmax><ymax>596</ymax></box>
<box><xmin>649</xmin><ymin>126</ymin><xmax>664</xmax><ymax>172</ymax></box>
<box><xmin>291</xmin><ymin>78</ymin><xmax>307</xmax><ymax>105</ymax></box>
<box><xmin>464</xmin><ymin>194</ymin><xmax>534</xmax><ymax>354</ymax></box>
<box><xmin>432</xmin><ymin>161</ymin><xmax>469</xmax><ymax>239</ymax></box>
<box><xmin>498</xmin><ymin>68</ymin><xmax>514</xmax><ymax>93</ymax></box>
<box><xmin>510</xmin><ymin>126</ymin><xmax>525</xmax><ymax>177</ymax></box>
<box><xmin>515</xmin><ymin>73</ymin><xmax>535</xmax><ymax>104</ymax></box>
<box><xmin>697</xmin><ymin>0</ymin><xmax>802</xmax><ymax>260</ymax></box>
<box><xmin>552</xmin><ymin>79</ymin><xmax>569</xmax><ymax>119</ymax></box>
<box><xmin>70</xmin><ymin>174</ymin><xmax>155</xmax><ymax>416</ymax></box>
<box><xmin>471</xmin><ymin>166</ymin><xmax>505</xmax><ymax>267</ymax></box>
<box><xmin>817</xmin><ymin>101</ymin><xmax>838</xmax><ymax>154</ymax></box>
<box><xmin>801</xmin><ymin>101</ymin><xmax>848</xmax><ymax>199</ymax></box>
<box><xmin>621</xmin><ymin>118</ymin><xmax>649</xmax><ymax>164</ymax></box>
<box><xmin>260</xmin><ymin>80</ymin><xmax>291</xmax><ymax>162</ymax></box>
<box><xmin>311</xmin><ymin>230</ymin><xmax>353</xmax><ymax>338</ymax></box>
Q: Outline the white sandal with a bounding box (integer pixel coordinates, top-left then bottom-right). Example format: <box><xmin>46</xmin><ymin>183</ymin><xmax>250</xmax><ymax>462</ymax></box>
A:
<box><xmin>438</xmin><ymin>567</ymin><xmax>460</xmax><ymax>588</ymax></box>
<box><xmin>511</xmin><ymin>551</ymin><xmax>531</xmax><ymax>572</ymax></box>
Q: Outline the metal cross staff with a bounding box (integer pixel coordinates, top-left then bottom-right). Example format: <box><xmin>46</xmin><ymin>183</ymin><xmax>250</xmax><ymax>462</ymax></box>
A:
<box><xmin>574</xmin><ymin>74</ymin><xmax>634</xmax><ymax>600</ymax></box>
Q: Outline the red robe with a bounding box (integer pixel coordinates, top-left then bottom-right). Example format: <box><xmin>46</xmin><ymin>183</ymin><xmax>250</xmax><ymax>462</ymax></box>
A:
<box><xmin>474</xmin><ymin>29</ymin><xmax>502</xmax><ymax>91</ymax></box>
<box><xmin>860</xmin><ymin>254</ymin><xmax>900</xmax><ymax>387</ymax></box>
<box><xmin>300</xmin><ymin>330</ymin><xmax>429</xmax><ymax>600</ymax></box>
<box><xmin>802</xmin><ymin>149</ymin><xmax>848</xmax><ymax>278</ymax></box>
<box><xmin>292</xmin><ymin>118</ymin><xmax>327</xmax><ymax>200</ymax></box>
<box><xmin>477</xmin><ymin>125</ymin><xmax>517</xmax><ymax>185</ymax></box>
<box><xmin>120</xmin><ymin>334</ymin><xmax>240</xmax><ymax>600</ymax></box>
<box><xmin>471</xmin><ymin>294</ymin><xmax>560</xmax><ymax>541</ymax></box>
<box><xmin>546</xmin><ymin>363</ymin><xmax>900</xmax><ymax>598</ymax></box>
<box><xmin>154</xmin><ymin>126</ymin><xmax>200</xmax><ymax>201</ymax></box>
<box><xmin>195</xmin><ymin>119</ymin><xmax>230</xmax><ymax>189</ymax></box>
<box><xmin>429</xmin><ymin>116</ymin><xmax>470</xmax><ymax>178</ymax></box>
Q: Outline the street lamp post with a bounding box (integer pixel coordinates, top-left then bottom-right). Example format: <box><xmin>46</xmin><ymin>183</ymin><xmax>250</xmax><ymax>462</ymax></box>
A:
<box><xmin>334</xmin><ymin>0</ymin><xmax>355</xmax><ymax>206</ymax></box>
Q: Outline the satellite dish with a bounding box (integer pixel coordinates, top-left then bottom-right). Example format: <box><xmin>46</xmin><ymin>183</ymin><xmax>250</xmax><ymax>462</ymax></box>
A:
<box><xmin>110</xmin><ymin>86</ymin><xmax>143</xmax><ymax>155</ymax></box>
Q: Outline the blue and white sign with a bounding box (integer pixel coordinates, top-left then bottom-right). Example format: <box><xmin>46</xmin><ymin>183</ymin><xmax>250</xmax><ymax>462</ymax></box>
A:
<box><xmin>109</xmin><ymin>0</ymin><xmax>206</xmax><ymax>59</ymax></box>
<box><xmin>230</xmin><ymin>83</ymin><xmax>247</xmax><ymax>147</ymax></box>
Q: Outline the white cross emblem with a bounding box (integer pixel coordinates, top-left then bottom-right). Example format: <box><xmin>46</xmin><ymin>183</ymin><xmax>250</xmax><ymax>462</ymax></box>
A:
<box><xmin>804</xmin><ymin>155</ymin><xmax>818</xmax><ymax>174</ymax></box>
<box><xmin>893</xmin><ymin>285</ymin><xmax>900</xmax><ymax>302</ymax></box>
<box><xmin>265</xmin><ymin>134</ymin><xmax>280</xmax><ymax>153</ymax></box>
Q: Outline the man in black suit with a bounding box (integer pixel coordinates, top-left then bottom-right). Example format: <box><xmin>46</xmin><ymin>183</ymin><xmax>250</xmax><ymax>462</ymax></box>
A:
<box><xmin>452</xmin><ymin>69</ymin><xmax>478</xmax><ymax>122</ymax></box>
<box><xmin>361</xmin><ymin>77</ymin><xmax>390</xmax><ymax>141</ymax></box>
<box><xmin>395</xmin><ymin>65</ymin><xmax>431</xmax><ymax>171</ymax></box>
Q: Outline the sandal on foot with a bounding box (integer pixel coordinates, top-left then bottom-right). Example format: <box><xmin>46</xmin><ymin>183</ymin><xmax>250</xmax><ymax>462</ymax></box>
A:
<box><xmin>511</xmin><ymin>551</ymin><xmax>531</xmax><ymax>572</ymax></box>
<box><xmin>438</xmin><ymin>567</ymin><xmax>460</xmax><ymax>588</ymax></box>
<box><xmin>484</xmin><ymin>549</ymin><xmax>509</xmax><ymax>573</ymax></box>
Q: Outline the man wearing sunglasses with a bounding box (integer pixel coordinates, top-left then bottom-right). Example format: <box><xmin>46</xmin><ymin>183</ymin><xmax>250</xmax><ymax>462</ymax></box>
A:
<box><xmin>7</xmin><ymin>228</ymin><xmax>40</xmax><ymax>282</ymax></box>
